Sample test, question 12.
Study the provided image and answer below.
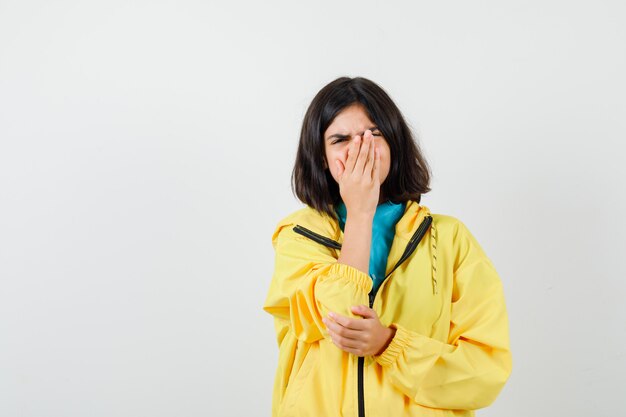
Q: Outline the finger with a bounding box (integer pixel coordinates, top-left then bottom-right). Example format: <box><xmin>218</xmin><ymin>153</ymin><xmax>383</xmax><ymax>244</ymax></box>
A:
<box><xmin>335</xmin><ymin>159</ymin><xmax>345</xmax><ymax>178</ymax></box>
<box><xmin>351</xmin><ymin>305</ymin><xmax>377</xmax><ymax>319</ymax></box>
<box><xmin>328</xmin><ymin>312</ymin><xmax>368</xmax><ymax>330</ymax></box>
<box><xmin>360</xmin><ymin>130</ymin><xmax>374</xmax><ymax>176</ymax></box>
<box><xmin>329</xmin><ymin>330</ymin><xmax>362</xmax><ymax>350</ymax></box>
<box><xmin>353</xmin><ymin>130</ymin><xmax>372</xmax><ymax>176</ymax></box>
<box><xmin>345</xmin><ymin>135</ymin><xmax>360</xmax><ymax>174</ymax></box>
<box><xmin>330</xmin><ymin>338</ymin><xmax>362</xmax><ymax>356</ymax></box>
<box><xmin>330</xmin><ymin>336</ymin><xmax>365</xmax><ymax>356</ymax></box>
<box><xmin>372</xmin><ymin>145</ymin><xmax>380</xmax><ymax>183</ymax></box>
<box><xmin>323</xmin><ymin>317</ymin><xmax>363</xmax><ymax>340</ymax></box>
<box><xmin>364</xmin><ymin>134</ymin><xmax>375</xmax><ymax>178</ymax></box>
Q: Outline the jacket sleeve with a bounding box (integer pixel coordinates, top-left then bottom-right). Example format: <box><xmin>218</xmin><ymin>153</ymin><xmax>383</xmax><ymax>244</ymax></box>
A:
<box><xmin>263</xmin><ymin>223</ymin><xmax>372</xmax><ymax>343</ymax></box>
<box><xmin>373</xmin><ymin>220</ymin><xmax>512</xmax><ymax>410</ymax></box>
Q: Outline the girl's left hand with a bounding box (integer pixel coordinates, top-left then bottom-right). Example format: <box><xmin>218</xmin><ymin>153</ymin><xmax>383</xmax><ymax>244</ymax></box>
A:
<box><xmin>322</xmin><ymin>305</ymin><xmax>396</xmax><ymax>357</ymax></box>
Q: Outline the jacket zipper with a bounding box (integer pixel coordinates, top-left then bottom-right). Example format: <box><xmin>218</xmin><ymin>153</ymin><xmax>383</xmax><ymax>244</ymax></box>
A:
<box><xmin>293</xmin><ymin>225</ymin><xmax>342</xmax><ymax>249</ymax></box>
<box><xmin>293</xmin><ymin>215</ymin><xmax>433</xmax><ymax>417</ymax></box>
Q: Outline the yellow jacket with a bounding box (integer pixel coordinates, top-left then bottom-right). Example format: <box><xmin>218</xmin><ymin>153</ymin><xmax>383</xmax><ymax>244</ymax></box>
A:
<box><xmin>263</xmin><ymin>201</ymin><xmax>512</xmax><ymax>417</ymax></box>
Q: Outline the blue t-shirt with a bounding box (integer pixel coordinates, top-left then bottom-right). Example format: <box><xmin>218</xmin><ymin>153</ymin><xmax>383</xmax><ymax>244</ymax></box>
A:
<box><xmin>334</xmin><ymin>199</ymin><xmax>406</xmax><ymax>295</ymax></box>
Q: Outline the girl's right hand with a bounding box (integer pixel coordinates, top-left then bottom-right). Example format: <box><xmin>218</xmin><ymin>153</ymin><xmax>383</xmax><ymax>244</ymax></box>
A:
<box><xmin>335</xmin><ymin>129</ymin><xmax>381</xmax><ymax>218</ymax></box>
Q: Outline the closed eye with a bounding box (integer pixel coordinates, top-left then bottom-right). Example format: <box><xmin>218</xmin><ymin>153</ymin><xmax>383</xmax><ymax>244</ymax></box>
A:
<box><xmin>371</xmin><ymin>128</ymin><xmax>382</xmax><ymax>136</ymax></box>
<box><xmin>331</xmin><ymin>136</ymin><xmax>350</xmax><ymax>144</ymax></box>
<box><xmin>329</xmin><ymin>129</ymin><xmax>382</xmax><ymax>144</ymax></box>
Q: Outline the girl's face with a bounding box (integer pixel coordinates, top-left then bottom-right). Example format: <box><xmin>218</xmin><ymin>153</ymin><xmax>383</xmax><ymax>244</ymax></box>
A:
<box><xmin>323</xmin><ymin>103</ymin><xmax>391</xmax><ymax>188</ymax></box>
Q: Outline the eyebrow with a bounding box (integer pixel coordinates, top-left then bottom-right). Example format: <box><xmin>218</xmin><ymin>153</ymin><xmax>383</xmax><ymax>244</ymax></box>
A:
<box><xmin>326</xmin><ymin>126</ymin><xmax>379</xmax><ymax>142</ymax></box>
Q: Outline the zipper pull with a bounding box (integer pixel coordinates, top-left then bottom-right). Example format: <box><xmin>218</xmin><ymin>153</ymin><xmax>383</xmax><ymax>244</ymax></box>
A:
<box><xmin>368</xmin><ymin>274</ymin><xmax>376</xmax><ymax>308</ymax></box>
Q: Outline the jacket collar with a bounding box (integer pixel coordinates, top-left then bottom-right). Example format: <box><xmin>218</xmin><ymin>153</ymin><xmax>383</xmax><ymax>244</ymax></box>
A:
<box><xmin>330</xmin><ymin>200</ymin><xmax>431</xmax><ymax>243</ymax></box>
<box><xmin>284</xmin><ymin>200</ymin><xmax>434</xmax><ymax>288</ymax></box>
<box><xmin>273</xmin><ymin>200</ymin><xmax>431</xmax><ymax>247</ymax></box>
<box><xmin>390</xmin><ymin>200</ymin><xmax>432</xmax><ymax>241</ymax></box>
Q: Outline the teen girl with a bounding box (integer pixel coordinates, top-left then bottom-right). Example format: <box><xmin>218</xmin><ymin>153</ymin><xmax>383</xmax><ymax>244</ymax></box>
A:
<box><xmin>264</xmin><ymin>76</ymin><xmax>512</xmax><ymax>417</ymax></box>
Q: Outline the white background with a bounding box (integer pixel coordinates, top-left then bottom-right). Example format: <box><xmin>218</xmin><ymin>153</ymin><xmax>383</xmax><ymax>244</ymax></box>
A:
<box><xmin>1</xmin><ymin>1</ymin><xmax>625</xmax><ymax>416</ymax></box>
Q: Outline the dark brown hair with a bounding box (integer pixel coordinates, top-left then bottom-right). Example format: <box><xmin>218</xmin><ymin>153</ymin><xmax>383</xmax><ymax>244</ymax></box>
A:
<box><xmin>291</xmin><ymin>76</ymin><xmax>431</xmax><ymax>219</ymax></box>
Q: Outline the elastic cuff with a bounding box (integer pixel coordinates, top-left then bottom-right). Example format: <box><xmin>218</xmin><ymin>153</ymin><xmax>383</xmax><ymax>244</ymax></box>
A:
<box><xmin>374</xmin><ymin>323</ymin><xmax>412</xmax><ymax>368</ymax></box>
<box><xmin>327</xmin><ymin>262</ymin><xmax>373</xmax><ymax>293</ymax></box>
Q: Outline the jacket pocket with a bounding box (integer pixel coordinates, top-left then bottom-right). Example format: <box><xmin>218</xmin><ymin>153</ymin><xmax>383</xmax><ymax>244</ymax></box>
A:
<box><xmin>278</xmin><ymin>340</ymin><xmax>319</xmax><ymax>416</ymax></box>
